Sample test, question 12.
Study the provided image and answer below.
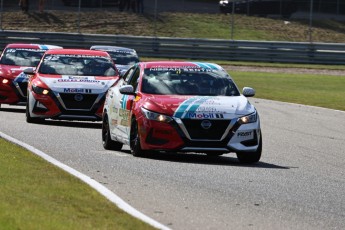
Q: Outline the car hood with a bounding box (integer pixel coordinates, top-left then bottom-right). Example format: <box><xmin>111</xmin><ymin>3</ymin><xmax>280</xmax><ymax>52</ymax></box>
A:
<box><xmin>38</xmin><ymin>74</ymin><xmax>118</xmax><ymax>94</ymax></box>
<box><xmin>0</xmin><ymin>65</ymin><xmax>29</xmax><ymax>79</ymax></box>
<box><xmin>142</xmin><ymin>95</ymin><xmax>255</xmax><ymax>119</ymax></box>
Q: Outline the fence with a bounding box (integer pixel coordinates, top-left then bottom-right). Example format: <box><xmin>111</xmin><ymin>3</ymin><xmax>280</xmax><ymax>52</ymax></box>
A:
<box><xmin>1</xmin><ymin>30</ymin><xmax>345</xmax><ymax>64</ymax></box>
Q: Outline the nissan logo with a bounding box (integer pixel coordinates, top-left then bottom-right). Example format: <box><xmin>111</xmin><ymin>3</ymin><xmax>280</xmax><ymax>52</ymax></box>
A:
<box><xmin>201</xmin><ymin>120</ymin><xmax>212</xmax><ymax>129</ymax></box>
<box><xmin>74</xmin><ymin>94</ymin><xmax>84</xmax><ymax>102</ymax></box>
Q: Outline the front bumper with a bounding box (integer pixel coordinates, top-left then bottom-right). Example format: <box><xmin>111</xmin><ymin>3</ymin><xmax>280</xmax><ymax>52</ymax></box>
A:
<box><xmin>28</xmin><ymin>90</ymin><xmax>106</xmax><ymax>121</ymax></box>
<box><xmin>138</xmin><ymin>116</ymin><xmax>261</xmax><ymax>153</ymax></box>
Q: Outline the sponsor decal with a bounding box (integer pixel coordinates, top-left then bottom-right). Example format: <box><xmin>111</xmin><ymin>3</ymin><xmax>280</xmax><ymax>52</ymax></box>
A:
<box><xmin>237</xmin><ymin>131</ymin><xmax>253</xmax><ymax>137</ymax></box>
<box><xmin>63</xmin><ymin>88</ymin><xmax>92</xmax><ymax>93</ymax></box>
<box><xmin>174</xmin><ymin>96</ymin><xmax>235</xmax><ymax>119</ymax></box>
<box><xmin>119</xmin><ymin>109</ymin><xmax>130</xmax><ymax>127</ymax></box>
<box><xmin>58</xmin><ymin>76</ymin><xmax>100</xmax><ymax>83</ymax></box>
<box><xmin>51</xmin><ymin>54</ymin><xmax>108</xmax><ymax>58</ymax></box>
<box><xmin>119</xmin><ymin>109</ymin><xmax>130</xmax><ymax>120</ymax></box>
<box><xmin>149</xmin><ymin>66</ymin><xmax>214</xmax><ymax>73</ymax></box>
<box><xmin>111</xmin><ymin>119</ymin><xmax>118</xmax><ymax>126</ymax></box>
<box><xmin>6</xmin><ymin>48</ymin><xmax>45</xmax><ymax>52</ymax></box>
<box><xmin>186</xmin><ymin>113</ymin><xmax>224</xmax><ymax>119</ymax></box>
<box><xmin>120</xmin><ymin>120</ymin><xmax>129</xmax><ymax>126</ymax></box>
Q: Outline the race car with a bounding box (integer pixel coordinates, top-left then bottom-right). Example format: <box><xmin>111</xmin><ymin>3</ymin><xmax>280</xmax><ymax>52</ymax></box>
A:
<box><xmin>90</xmin><ymin>45</ymin><xmax>140</xmax><ymax>74</ymax></box>
<box><xmin>102</xmin><ymin>61</ymin><xmax>262</xmax><ymax>164</ymax></box>
<box><xmin>25</xmin><ymin>49</ymin><xmax>120</xmax><ymax>123</ymax></box>
<box><xmin>0</xmin><ymin>43</ymin><xmax>62</xmax><ymax>108</ymax></box>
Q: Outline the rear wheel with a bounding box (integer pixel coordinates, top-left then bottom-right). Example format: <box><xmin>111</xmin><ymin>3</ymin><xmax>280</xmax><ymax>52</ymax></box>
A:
<box><xmin>102</xmin><ymin>114</ymin><xmax>123</xmax><ymax>150</ymax></box>
<box><xmin>130</xmin><ymin>117</ymin><xmax>146</xmax><ymax>157</ymax></box>
<box><xmin>236</xmin><ymin>136</ymin><xmax>262</xmax><ymax>164</ymax></box>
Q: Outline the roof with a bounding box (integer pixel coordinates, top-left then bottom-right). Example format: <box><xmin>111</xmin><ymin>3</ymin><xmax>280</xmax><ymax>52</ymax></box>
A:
<box><xmin>90</xmin><ymin>45</ymin><xmax>137</xmax><ymax>54</ymax></box>
<box><xmin>5</xmin><ymin>43</ymin><xmax>62</xmax><ymax>50</ymax></box>
<box><xmin>44</xmin><ymin>49</ymin><xmax>111</xmax><ymax>57</ymax></box>
<box><xmin>140</xmin><ymin>61</ymin><xmax>224</xmax><ymax>70</ymax></box>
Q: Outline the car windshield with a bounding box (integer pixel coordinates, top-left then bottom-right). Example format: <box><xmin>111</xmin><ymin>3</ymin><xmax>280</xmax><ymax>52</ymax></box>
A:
<box><xmin>141</xmin><ymin>68</ymin><xmax>240</xmax><ymax>96</ymax></box>
<box><xmin>0</xmin><ymin>48</ymin><xmax>45</xmax><ymax>67</ymax></box>
<box><xmin>38</xmin><ymin>54</ymin><xmax>118</xmax><ymax>76</ymax></box>
<box><xmin>108</xmin><ymin>51</ymin><xmax>139</xmax><ymax>66</ymax></box>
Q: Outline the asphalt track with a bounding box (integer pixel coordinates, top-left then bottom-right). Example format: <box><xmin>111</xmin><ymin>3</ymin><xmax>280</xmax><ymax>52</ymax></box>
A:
<box><xmin>1</xmin><ymin>98</ymin><xmax>345</xmax><ymax>230</ymax></box>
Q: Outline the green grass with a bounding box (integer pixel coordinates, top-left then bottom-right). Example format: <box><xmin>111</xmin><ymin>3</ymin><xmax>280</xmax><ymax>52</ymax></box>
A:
<box><xmin>0</xmin><ymin>138</ymin><xmax>155</xmax><ymax>230</ymax></box>
<box><xmin>152</xmin><ymin>13</ymin><xmax>345</xmax><ymax>42</ymax></box>
<box><xmin>3</xmin><ymin>10</ymin><xmax>345</xmax><ymax>43</ymax></box>
<box><xmin>230</xmin><ymin>71</ymin><xmax>345</xmax><ymax>111</ymax></box>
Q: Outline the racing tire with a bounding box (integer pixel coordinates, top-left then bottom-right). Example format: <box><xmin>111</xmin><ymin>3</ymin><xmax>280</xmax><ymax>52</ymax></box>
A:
<box><xmin>26</xmin><ymin>102</ymin><xmax>44</xmax><ymax>124</ymax></box>
<box><xmin>130</xmin><ymin>117</ymin><xmax>147</xmax><ymax>157</ymax></box>
<box><xmin>236</xmin><ymin>136</ymin><xmax>262</xmax><ymax>164</ymax></box>
<box><xmin>102</xmin><ymin>114</ymin><xmax>123</xmax><ymax>151</ymax></box>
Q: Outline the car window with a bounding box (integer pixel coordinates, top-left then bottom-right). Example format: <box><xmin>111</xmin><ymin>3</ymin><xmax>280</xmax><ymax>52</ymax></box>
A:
<box><xmin>0</xmin><ymin>48</ymin><xmax>45</xmax><ymax>67</ymax></box>
<box><xmin>109</xmin><ymin>51</ymin><xmax>139</xmax><ymax>65</ymax></box>
<box><xmin>128</xmin><ymin>67</ymin><xmax>140</xmax><ymax>91</ymax></box>
<box><xmin>122</xmin><ymin>66</ymin><xmax>136</xmax><ymax>82</ymax></box>
<box><xmin>141</xmin><ymin>68</ymin><xmax>240</xmax><ymax>96</ymax></box>
<box><xmin>38</xmin><ymin>54</ymin><xmax>117</xmax><ymax>76</ymax></box>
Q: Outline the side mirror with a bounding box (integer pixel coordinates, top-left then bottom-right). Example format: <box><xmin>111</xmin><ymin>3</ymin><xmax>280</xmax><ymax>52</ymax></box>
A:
<box><xmin>119</xmin><ymin>85</ymin><xmax>135</xmax><ymax>95</ymax></box>
<box><xmin>23</xmin><ymin>67</ymin><xmax>35</xmax><ymax>75</ymax></box>
<box><xmin>242</xmin><ymin>87</ymin><xmax>255</xmax><ymax>97</ymax></box>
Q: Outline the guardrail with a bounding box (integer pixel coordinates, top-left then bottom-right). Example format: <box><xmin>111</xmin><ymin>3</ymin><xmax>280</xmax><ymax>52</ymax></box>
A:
<box><xmin>1</xmin><ymin>30</ymin><xmax>345</xmax><ymax>65</ymax></box>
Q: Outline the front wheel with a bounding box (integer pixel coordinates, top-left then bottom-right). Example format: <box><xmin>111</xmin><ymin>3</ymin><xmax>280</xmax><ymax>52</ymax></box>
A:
<box><xmin>26</xmin><ymin>100</ymin><xmax>44</xmax><ymax>123</ymax></box>
<box><xmin>102</xmin><ymin>114</ymin><xmax>123</xmax><ymax>150</ymax></box>
<box><xmin>130</xmin><ymin>117</ymin><xmax>147</xmax><ymax>157</ymax></box>
<box><xmin>236</xmin><ymin>136</ymin><xmax>262</xmax><ymax>164</ymax></box>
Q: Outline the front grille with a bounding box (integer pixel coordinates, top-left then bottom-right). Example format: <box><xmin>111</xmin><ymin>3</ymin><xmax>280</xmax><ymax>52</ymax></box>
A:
<box><xmin>59</xmin><ymin>93</ymin><xmax>99</xmax><ymax>110</ymax></box>
<box><xmin>182</xmin><ymin>119</ymin><xmax>231</xmax><ymax>140</ymax></box>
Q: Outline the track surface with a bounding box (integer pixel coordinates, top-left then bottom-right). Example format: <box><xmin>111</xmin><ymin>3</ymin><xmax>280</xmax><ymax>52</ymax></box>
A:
<box><xmin>1</xmin><ymin>98</ymin><xmax>344</xmax><ymax>230</ymax></box>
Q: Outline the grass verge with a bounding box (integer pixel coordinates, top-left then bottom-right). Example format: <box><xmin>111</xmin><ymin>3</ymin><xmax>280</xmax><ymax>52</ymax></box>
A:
<box><xmin>0</xmin><ymin>138</ymin><xmax>155</xmax><ymax>230</ymax></box>
<box><xmin>231</xmin><ymin>71</ymin><xmax>345</xmax><ymax>111</ymax></box>
<box><xmin>2</xmin><ymin>11</ymin><xmax>345</xmax><ymax>43</ymax></box>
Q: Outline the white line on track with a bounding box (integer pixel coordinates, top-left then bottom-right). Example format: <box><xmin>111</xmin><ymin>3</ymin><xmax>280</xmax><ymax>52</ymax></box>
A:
<box><xmin>0</xmin><ymin>131</ymin><xmax>171</xmax><ymax>230</ymax></box>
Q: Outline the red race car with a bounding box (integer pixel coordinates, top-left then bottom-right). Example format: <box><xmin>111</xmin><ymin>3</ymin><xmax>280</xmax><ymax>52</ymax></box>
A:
<box><xmin>102</xmin><ymin>61</ymin><xmax>262</xmax><ymax>164</ymax></box>
<box><xmin>25</xmin><ymin>49</ymin><xmax>120</xmax><ymax>123</ymax></box>
<box><xmin>0</xmin><ymin>43</ymin><xmax>62</xmax><ymax>108</ymax></box>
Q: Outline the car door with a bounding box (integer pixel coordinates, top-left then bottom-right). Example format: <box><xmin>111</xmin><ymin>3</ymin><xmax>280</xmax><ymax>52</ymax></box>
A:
<box><xmin>109</xmin><ymin>65</ymin><xmax>139</xmax><ymax>143</ymax></box>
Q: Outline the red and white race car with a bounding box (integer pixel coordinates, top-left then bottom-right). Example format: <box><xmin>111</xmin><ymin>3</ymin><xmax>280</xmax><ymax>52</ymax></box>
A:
<box><xmin>0</xmin><ymin>43</ymin><xmax>62</xmax><ymax>108</ymax></box>
<box><xmin>102</xmin><ymin>61</ymin><xmax>262</xmax><ymax>164</ymax></box>
<box><xmin>25</xmin><ymin>49</ymin><xmax>120</xmax><ymax>123</ymax></box>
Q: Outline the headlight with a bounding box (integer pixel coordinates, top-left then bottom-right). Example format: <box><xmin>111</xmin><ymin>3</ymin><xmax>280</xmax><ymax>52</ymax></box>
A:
<box><xmin>32</xmin><ymin>84</ymin><xmax>49</xmax><ymax>95</ymax></box>
<box><xmin>238</xmin><ymin>111</ymin><xmax>257</xmax><ymax>124</ymax></box>
<box><xmin>2</xmin><ymin>78</ymin><xmax>9</xmax><ymax>84</ymax></box>
<box><xmin>141</xmin><ymin>107</ymin><xmax>173</xmax><ymax>123</ymax></box>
